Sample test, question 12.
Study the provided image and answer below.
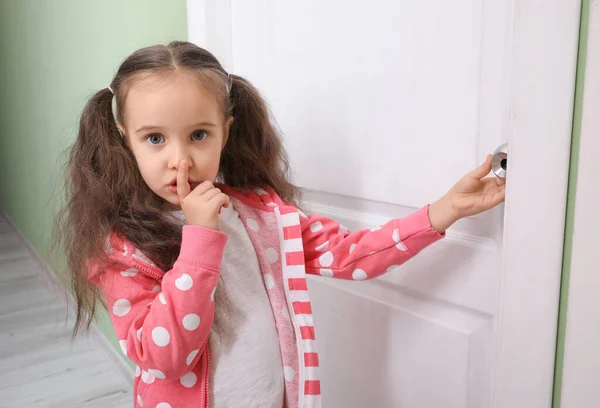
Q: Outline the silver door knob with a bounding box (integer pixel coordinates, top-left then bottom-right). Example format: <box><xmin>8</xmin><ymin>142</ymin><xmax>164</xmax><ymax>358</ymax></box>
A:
<box><xmin>492</xmin><ymin>143</ymin><xmax>508</xmax><ymax>179</ymax></box>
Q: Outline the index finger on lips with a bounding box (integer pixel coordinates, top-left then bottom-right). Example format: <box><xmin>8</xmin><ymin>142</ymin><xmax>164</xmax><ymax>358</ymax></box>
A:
<box><xmin>177</xmin><ymin>160</ymin><xmax>191</xmax><ymax>199</ymax></box>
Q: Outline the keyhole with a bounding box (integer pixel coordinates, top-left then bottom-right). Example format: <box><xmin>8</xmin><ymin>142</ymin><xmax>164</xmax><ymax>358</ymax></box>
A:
<box><xmin>501</xmin><ymin>159</ymin><xmax>507</xmax><ymax>170</ymax></box>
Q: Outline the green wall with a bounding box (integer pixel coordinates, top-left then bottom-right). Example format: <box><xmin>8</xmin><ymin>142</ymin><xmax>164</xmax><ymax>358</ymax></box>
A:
<box><xmin>552</xmin><ymin>1</ymin><xmax>589</xmax><ymax>406</ymax></box>
<box><xmin>0</xmin><ymin>0</ymin><xmax>187</xmax><ymax>365</ymax></box>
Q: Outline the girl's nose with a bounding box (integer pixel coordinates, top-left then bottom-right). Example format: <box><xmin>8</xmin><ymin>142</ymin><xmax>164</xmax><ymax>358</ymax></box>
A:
<box><xmin>169</xmin><ymin>146</ymin><xmax>193</xmax><ymax>170</ymax></box>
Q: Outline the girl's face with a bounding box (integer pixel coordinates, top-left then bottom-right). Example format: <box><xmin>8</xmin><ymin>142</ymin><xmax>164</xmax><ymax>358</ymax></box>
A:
<box><xmin>120</xmin><ymin>71</ymin><xmax>232</xmax><ymax>210</ymax></box>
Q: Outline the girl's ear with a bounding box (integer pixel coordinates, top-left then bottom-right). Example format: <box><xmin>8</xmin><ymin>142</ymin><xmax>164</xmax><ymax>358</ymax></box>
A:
<box><xmin>222</xmin><ymin>115</ymin><xmax>234</xmax><ymax>149</ymax></box>
<box><xmin>116</xmin><ymin>124</ymin><xmax>129</xmax><ymax>146</ymax></box>
<box><xmin>116</xmin><ymin>124</ymin><xmax>125</xmax><ymax>137</ymax></box>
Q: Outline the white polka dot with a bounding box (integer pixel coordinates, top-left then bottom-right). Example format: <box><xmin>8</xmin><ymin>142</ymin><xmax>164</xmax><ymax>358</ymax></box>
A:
<box><xmin>137</xmin><ymin>327</ymin><xmax>143</xmax><ymax>341</ymax></box>
<box><xmin>267</xmin><ymin>202</ymin><xmax>277</xmax><ymax>207</ymax></box>
<box><xmin>152</xmin><ymin>285</ymin><xmax>161</xmax><ymax>292</ymax></box>
<box><xmin>120</xmin><ymin>268</ymin><xmax>138</xmax><ymax>277</ymax></box>
<box><xmin>180</xmin><ymin>372</ymin><xmax>197</xmax><ymax>388</ymax></box>
<box><xmin>310</xmin><ymin>221</ymin><xmax>323</xmax><ymax>232</ymax></box>
<box><xmin>152</xmin><ymin>327</ymin><xmax>170</xmax><ymax>347</ymax></box>
<box><xmin>352</xmin><ymin>269</ymin><xmax>368</xmax><ymax>280</ymax></box>
<box><xmin>339</xmin><ymin>225</ymin><xmax>349</xmax><ymax>233</ymax></box>
<box><xmin>247</xmin><ymin>218</ymin><xmax>259</xmax><ymax>232</ymax></box>
<box><xmin>135</xmin><ymin>366</ymin><xmax>141</xmax><ymax>377</ymax></box>
<box><xmin>175</xmin><ymin>274</ymin><xmax>193</xmax><ymax>291</ymax></box>
<box><xmin>319</xmin><ymin>268</ymin><xmax>333</xmax><ymax>278</ymax></box>
<box><xmin>183</xmin><ymin>314</ymin><xmax>200</xmax><ymax>331</ymax></box>
<box><xmin>284</xmin><ymin>366</ymin><xmax>295</xmax><ymax>381</ymax></box>
<box><xmin>210</xmin><ymin>286</ymin><xmax>216</xmax><ymax>302</ymax></box>
<box><xmin>265</xmin><ymin>248</ymin><xmax>279</xmax><ymax>263</ymax></box>
<box><xmin>148</xmin><ymin>369</ymin><xmax>166</xmax><ymax>380</ymax></box>
<box><xmin>315</xmin><ymin>241</ymin><xmax>329</xmax><ymax>251</ymax></box>
<box><xmin>141</xmin><ymin>370</ymin><xmax>155</xmax><ymax>384</ymax></box>
<box><xmin>369</xmin><ymin>251</ymin><xmax>376</xmax><ymax>255</ymax></box>
<box><xmin>392</xmin><ymin>228</ymin><xmax>401</xmax><ymax>243</ymax></box>
<box><xmin>113</xmin><ymin>299</ymin><xmax>131</xmax><ymax>317</ymax></box>
<box><xmin>158</xmin><ymin>292</ymin><xmax>166</xmax><ymax>304</ymax></box>
<box><xmin>186</xmin><ymin>349</ymin><xmax>199</xmax><ymax>365</ymax></box>
<box><xmin>254</xmin><ymin>187</ymin><xmax>268</xmax><ymax>195</ymax></box>
<box><xmin>137</xmin><ymin>394</ymin><xmax>144</xmax><ymax>406</ymax></box>
<box><xmin>350</xmin><ymin>244</ymin><xmax>357</xmax><ymax>253</ymax></box>
<box><xmin>387</xmin><ymin>265</ymin><xmax>401</xmax><ymax>273</ymax></box>
<box><xmin>263</xmin><ymin>274</ymin><xmax>275</xmax><ymax>289</ymax></box>
<box><xmin>119</xmin><ymin>340</ymin><xmax>127</xmax><ymax>356</ymax></box>
<box><xmin>156</xmin><ymin>403</ymin><xmax>173</xmax><ymax>408</ymax></box>
<box><xmin>396</xmin><ymin>241</ymin><xmax>407</xmax><ymax>251</ymax></box>
<box><xmin>282</xmin><ymin>306</ymin><xmax>291</xmax><ymax>322</ymax></box>
<box><xmin>319</xmin><ymin>269</ymin><xmax>334</xmax><ymax>278</ymax></box>
<box><xmin>319</xmin><ymin>252</ymin><xmax>334</xmax><ymax>267</ymax></box>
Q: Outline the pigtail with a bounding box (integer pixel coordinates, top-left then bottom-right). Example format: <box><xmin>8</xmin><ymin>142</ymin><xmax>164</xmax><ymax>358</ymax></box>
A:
<box><xmin>220</xmin><ymin>75</ymin><xmax>301</xmax><ymax>206</ymax></box>
<box><xmin>77</xmin><ymin>89</ymin><xmax>130</xmax><ymax>189</ymax></box>
<box><xmin>49</xmin><ymin>88</ymin><xmax>128</xmax><ymax>336</ymax></box>
<box><xmin>68</xmin><ymin>88</ymin><xmax>138</xmax><ymax>234</ymax></box>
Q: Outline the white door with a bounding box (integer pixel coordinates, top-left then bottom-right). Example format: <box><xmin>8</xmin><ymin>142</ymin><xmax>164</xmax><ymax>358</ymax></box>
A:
<box><xmin>187</xmin><ymin>1</ymin><xmax>581</xmax><ymax>407</ymax></box>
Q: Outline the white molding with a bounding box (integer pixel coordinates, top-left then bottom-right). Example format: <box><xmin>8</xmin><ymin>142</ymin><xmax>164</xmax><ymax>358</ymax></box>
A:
<box><xmin>0</xmin><ymin>211</ymin><xmax>134</xmax><ymax>388</ymax></box>
<box><xmin>304</xmin><ymin>198</ymin><xmax>497</xmax><ymax>248</ymax></box>
<box><xmin>560</xmin><ymin>1</ymin><xmax>600</xmax><ymax>406</ymax></box>
<box><xmin>494</xmin><ymin>1</ymin><xmax>582</xmax><ymax>407</ymax></box>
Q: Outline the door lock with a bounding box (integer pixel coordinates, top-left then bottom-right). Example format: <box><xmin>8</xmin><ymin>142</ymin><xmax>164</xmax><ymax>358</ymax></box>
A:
<box><xmin>492</xmin><ymin>143</ymin><xmax>508</xmax><ymax>179</ymax></box>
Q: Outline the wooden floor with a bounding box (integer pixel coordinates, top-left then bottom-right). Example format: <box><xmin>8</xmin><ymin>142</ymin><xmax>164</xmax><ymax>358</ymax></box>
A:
<box><xmin>0</xmin><ymin>214</ymin><xmax>132</xmax><ymax>407</ymax></box>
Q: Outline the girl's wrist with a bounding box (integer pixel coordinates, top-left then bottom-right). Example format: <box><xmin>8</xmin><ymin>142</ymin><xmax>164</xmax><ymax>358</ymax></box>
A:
<box><xmin>428</xmin><ymin>195</ymin><xmax>460</xmax><ymax>234</ymax></box>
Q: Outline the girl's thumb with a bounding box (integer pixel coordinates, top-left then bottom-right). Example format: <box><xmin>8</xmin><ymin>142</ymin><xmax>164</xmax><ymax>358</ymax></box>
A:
<box><xmin>470</xmin><ymin>154</ymin><xmax>492</xmax><ymax>178</ymax></box>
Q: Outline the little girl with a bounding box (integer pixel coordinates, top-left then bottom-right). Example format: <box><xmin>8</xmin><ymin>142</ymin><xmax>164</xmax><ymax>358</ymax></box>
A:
<box><xmin>54</xmin><ymin>41</ymin><xmax>505</xmax><ymax>408</ymax></box>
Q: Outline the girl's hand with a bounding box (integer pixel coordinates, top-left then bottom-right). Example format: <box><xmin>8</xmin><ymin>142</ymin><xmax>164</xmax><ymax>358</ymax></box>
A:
<box><xmin>177</xmin><ymin>160</ymin><xmax>230</xmax><ymax>231</ymax></box>
<box><xmin>428</xmin><ymin>154</ymin><xmax>506</xmax><ymax>233</ymax></box>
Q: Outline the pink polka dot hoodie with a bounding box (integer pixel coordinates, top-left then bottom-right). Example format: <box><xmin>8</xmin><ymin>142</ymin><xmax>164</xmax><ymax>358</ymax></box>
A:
<box><xmin>89</xmin><ymin>185</ymin><xmax>444</xmax><ymax>408</ymax></box>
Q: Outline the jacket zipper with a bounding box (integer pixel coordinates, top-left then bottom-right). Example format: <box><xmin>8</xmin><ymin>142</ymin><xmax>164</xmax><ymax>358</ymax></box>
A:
<box><xmin>205</xmin><ymin>342</ymin><xmax>211</xmax><ymax>407</ymax></box>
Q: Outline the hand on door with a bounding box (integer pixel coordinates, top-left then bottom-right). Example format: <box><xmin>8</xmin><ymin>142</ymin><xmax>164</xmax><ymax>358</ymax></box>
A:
<box><xmin>428</xmin><ymin>154</ymin><xmax>506</xmax><ymax>233</ymax></box>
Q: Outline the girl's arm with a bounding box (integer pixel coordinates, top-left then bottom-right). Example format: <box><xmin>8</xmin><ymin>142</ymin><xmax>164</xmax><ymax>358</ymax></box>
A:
<box><xmin>301</xmin><ymin>205</ymin><xmax>443</xmax><ymax>280</ymax></box>
<box><xmin>92</xmin><ymin>226</ymin><xmax>227</xmax><ymax>379</ymax></box>
<box><xmin>301</xmin><ymin>155</ymin><xmax>506</xmax><ymax>279</ymax></box>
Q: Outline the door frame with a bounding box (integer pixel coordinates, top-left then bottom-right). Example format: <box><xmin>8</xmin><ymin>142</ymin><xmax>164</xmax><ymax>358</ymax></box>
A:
<box><xmin>186</xmin><ymin>1</ymin><xmax>582</xmax><ymax>407</ymax></box>
<box><xmin>558</xmin><ymin>1</ymin><xmax>600</xmax><ymax>406</ymax></box>
<box><xmin>490</xmin><ymin>1</ymin><xmax>580</xmax><ymax>407</ymax></box>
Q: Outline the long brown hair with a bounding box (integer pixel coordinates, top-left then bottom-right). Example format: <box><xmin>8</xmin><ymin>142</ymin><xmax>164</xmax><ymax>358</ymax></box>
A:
<box><xmin>49</xmin><ymin>41</ymin><xmax>301</xmax><ymax>337</ymax></box>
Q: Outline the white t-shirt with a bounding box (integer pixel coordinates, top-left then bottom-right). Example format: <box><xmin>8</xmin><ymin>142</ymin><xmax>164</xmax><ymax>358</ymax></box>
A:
<box><xmin>170</xmin><ymin>205</ymin><xmax>285</xmax><ymax>408</ymax></box>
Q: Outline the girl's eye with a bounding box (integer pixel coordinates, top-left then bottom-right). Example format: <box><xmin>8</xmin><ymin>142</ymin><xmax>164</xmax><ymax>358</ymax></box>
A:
<box><xmin>146</xmin><ymin>134</ymin><xmax>164</xmax><ymax>145</ymax></box>
<box><xmin>191</xmin><ymin>130</ymin><xmax>208</xmax><ymax>141</ymax></box>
